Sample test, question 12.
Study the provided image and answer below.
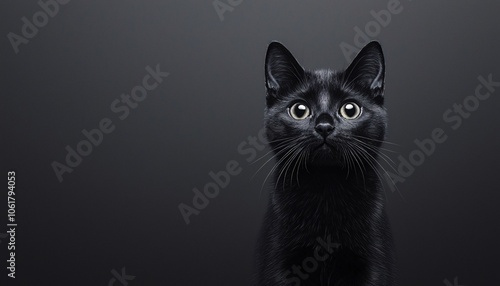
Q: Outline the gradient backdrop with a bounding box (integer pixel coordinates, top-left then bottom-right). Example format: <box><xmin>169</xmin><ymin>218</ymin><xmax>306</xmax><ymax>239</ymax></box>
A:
<box><xmin>1</xmin><ymin>0</ymin><xmax>500</xmax><ymax>285</ymax></box>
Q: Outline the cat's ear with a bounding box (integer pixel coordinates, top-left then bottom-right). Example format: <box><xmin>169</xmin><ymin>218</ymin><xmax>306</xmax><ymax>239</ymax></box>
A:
<box><xmin>344</xmin><ymin>41</ymin><xmax>385</xmax><ymax>100</ymax></box>
<box><xmin>265</xmin><ymin>42</ymin><xmax>305</xmax><ymax>97</ymax></box>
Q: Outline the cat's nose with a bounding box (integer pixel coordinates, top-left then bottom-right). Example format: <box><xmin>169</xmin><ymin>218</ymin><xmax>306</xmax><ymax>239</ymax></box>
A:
<box><xmin>315</xmin><ymin>122</ymin><xmax>334</xmax><ymax>138</ymax></box>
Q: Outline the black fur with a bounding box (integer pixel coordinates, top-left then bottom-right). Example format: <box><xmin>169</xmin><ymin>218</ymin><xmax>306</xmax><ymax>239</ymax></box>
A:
<box><xmin>256</xmin><ymin>41</ymin><xmax>395</xmax><ymax>285</ymax></box>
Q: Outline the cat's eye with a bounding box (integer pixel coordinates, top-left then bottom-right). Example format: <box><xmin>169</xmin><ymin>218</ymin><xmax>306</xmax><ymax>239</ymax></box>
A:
<box><xmin>339</xmin><ymin>102</ymin><xmax>361</xmax><ymax>119</ymax></box>
<box><xmin>288</xmin><ymin>102</ymin><xmax>311</xmax><ymax>120</ymax></box>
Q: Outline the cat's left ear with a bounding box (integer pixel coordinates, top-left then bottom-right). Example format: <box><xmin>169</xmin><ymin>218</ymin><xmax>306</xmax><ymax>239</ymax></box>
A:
<box><xmin>265</xmin><ymin>42</ymin><xmax>305</xmax><ymax>98</ymax></box>
<box><xmin>344</xmin><ymin>41</ymin><xmax>385</xmax><ymax>100</ymax></box>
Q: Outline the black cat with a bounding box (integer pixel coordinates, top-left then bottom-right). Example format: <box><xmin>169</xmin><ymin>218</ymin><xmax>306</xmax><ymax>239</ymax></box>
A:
<box><xmin>256</xmin><ymin>41</ymin><xmax>395</xmax><ymax>286</ymax></box>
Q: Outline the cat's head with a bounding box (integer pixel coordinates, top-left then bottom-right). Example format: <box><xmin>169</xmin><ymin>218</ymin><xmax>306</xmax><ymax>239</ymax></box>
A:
<box><xmin>264</xmin><ymin>41</ymin><xmax>387</xmax><ymax>170</ymax></box>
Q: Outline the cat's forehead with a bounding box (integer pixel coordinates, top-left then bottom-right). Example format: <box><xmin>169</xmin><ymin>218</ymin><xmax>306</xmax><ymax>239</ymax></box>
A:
<box><xmin>308</xmin><ymin>69</ymin><xmax>343</xmax><ymax>90</ymax></box>
<box><xmin>312</xmin><ymin>69</ymin><xmax>337</xmax><ymax>83</ymax></box>
<box><xmin>299</xmin><ymin>69</ymin><xmax>344</xmax><ymax>98</ymax></box>
<box><xmin>281</xmin><ymin>68</ymin><xmax>365</xmax><ymax>106</ymax></box>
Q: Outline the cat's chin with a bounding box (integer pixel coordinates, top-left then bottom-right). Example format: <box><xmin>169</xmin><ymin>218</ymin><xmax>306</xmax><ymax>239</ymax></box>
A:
<box><xmin>308</xmin><ymin>143</ymin><xmax>344</xmax><ymax>168</ymax></box>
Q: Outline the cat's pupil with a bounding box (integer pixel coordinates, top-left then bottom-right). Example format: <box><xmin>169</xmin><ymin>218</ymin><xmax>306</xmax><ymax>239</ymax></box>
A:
<box><xmin>289</xmin><ymin>102</ymin><xmax>310</xmax><ymax>120</ymax></box>
<box><xmin>340</xmin><ymin>102</ymin><xmax>361</xmax><ymax>119</ymax></box>
<box><xmin>296</xmin><ymin>105</ymin><xmax>307</xmax><ymax>117</ymax></box>
<box><xmin>345</xmin><ymin>104</ymin><xmax>356</xmax><ymax>116</ymax></box>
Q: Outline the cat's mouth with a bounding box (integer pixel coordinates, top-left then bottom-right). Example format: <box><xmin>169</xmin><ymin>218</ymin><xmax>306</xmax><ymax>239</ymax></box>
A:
<box><xmin>313</xmin><ymin>138</ymin><xmax>338</xmax><ymax>150</ymax></box>
<box><xmin>314</xmin><ymin>142</ymin><xmax>333</xmax><ymax>150</ymax></box>
<box><xmin>312</xmin><ymin>141</ymin><xmax>339</xmax><ymax>156</ymax></box>
<box><xmin>309</xmin><ymin>141</ymin><xmax>344</xmax><ymax>167</ymax></box>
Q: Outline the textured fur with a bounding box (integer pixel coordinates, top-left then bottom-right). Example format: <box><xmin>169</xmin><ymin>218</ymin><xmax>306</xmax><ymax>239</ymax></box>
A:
<box><xmin>256</xmin><ymin>41</ymin><xmax>395</xmax><ymax>286</ymax></box>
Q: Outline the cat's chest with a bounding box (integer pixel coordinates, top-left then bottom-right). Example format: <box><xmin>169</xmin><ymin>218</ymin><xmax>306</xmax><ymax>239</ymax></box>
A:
<box><xmin>273</xmin><ymin>187</ymin><xmax>375</xmax><ymax>246</ymax></box>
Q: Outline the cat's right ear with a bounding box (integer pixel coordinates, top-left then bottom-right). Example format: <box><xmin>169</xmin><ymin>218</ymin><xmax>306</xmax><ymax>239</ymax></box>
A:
<box><xmin>265</xmin><ymin>42</ymin><xmax>304</xmax><ymax>99</ymax></box>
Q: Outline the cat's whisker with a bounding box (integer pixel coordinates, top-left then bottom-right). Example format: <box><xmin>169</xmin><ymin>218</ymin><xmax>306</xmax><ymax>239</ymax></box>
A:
<box><xmin>276</xmin><ymin>143</ymin><xmax>304</xmax><ymax>191</ymax></box>
<box><xmin>251</xmin><ymin>136</ymin><xmax>298</xmax><ymax>166</ymax></box>
<box><xmin>349</xmin><ymin>137</ymin><xmax>402</xmax><ymax>185</ymax></box>
<box><xmin>291</xmin><ymin>140</ymin><xmax>310</xmax><ymax>188</ymax></box>
<box><xmin>355</xmin><ymin>141</ymin><xmax>395</xmax><ymax>165</ymax></box>
<box><xmin>284</xmin><ymin>143</ymin><xmax>305</xmax><ymax>186</ymax></box>
<box><xmin>350</xmin><ymin>137</ymin><xmax>399</xmax><ymax>173</ymax></box>
<box><xmin>258</xmin><ymin>141</ymin><xmax>299</xmax><ymax>195</ymax></box>
<box><xmin>337</xmin><ymin>144</ymin><xmax>349</xmax><ymax>179</ymax></box>
<box><xmin>261</xmin><ymin>141</ymin><xmax>303</xmax><ymax>195</ymax></box>
<box><xmin>286</xmin><ymin>146</ymin><xmax>303</xmax><ymax>190</ymax></box>
<box><xmin>342</xmin><ymin>144</ymin><xmax>353</xmax><ymax>179</ymax></box>
<box><xmin>352</xmin><ymin>143</ymin><xmax>383</xmax><ymax>179</ymax></box>
<box><xmin>351</xmin><ymin>134</ymin><xmax>399</xmax><ymax>146</ymax></box>
<box><xmin>290</xmin><ymin>148</ymin><xmax>302</xmax><ymax>188</ymax></box>
<box><xmin>252</xmin><ymin>137</ymin><xmax>300</xmax><ymax>180</ymax></box>
<box><xmin>353</xmin><ymin>145</ymin><xmax>393</xmax><ymax>202</ymax></box>
<box><xmin>349</xmin><ymin>141</ymin><xmax>405</xmax><ymax>201</ymax></box>
<box><xmin>352</xmin><ymin>137</ymin><xmax>397</xmax><ymax>156</ymax></box>
<box><xmin>341</xmin><ymin>143</ymin><xmax>354</xmax><ymax>178</ymax></box>
<box><xmin>252</xmin><ymin>146</ymin><xmax>287</xmax><ymax>181</ymax></box>
<box><xmin>344</xmin><ymin>142</ymin><xmax>367</xmax><ymax>187</ymax></box>
<box><xmin>349</xmin><ymin>142</ymin><xmax>386</xmax><ymax>194</ymax></box>
<box><xmin>303</xmin><ymin>147</ymin><xmax>311</xmax><ymax>174</ymax></box>
<box><xmin>264</xmin><ymin>136</ymin><xmax>299</xmax><ymax>145</ymax></box>
<box><xmin>275</xmin><ymin>151</ymin><xmax>296</xmax><ymax>191</ymax></box>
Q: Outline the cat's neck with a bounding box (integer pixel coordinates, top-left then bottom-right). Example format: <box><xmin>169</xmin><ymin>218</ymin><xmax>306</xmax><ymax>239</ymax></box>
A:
<box><xmin>272</xmin><ymin>164</ymin><xmax>381</xmax><ymax>199</ymax></box>
<box><xmin>269</xmin><ymin>164</ymin><xmax>384</xmax><ymax>241</ymax></box>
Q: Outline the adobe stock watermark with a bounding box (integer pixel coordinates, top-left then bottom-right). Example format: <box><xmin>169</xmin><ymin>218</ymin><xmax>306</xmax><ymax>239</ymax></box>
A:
<box><xmin>108</xmin><ymin>267</ymin><xmax>135</xmax><ymax>286</ymax></box>
<box><xmin>51</xmin><ymin>64</ymin><xmax>169</xmax><ymax>183</ymax></box>
<box><xmin>213</xmin><ymin>0</ymin><xmax>244</xmax><ymax>21</ymax></box>
<box><xmin>285</xmin><ymin>235</ymin><xmax>340</xmax><ymax>285</ymax></box>
<box><xmin>443</xmin><ymin>276</ymin><xmax>466</xmax><ymax>286</ymax></box>
<box><xmin>340</xmin><ymin>0</ymin><xmax>410</xmax><ymax>62</ymax></box>
<box><xmin>383</xmin><ymin>73</ymin><xmax>499</xmax><ymax>192</ymax></box>
<box><xmin>178</xmin><ymin>128</ymin><xmax>268</xmax><ymax>224</ymax></box>
<box><xmin>7</xmin><ymin>0</ymin><xmax>71</xmax><ymax>54</ymax></box>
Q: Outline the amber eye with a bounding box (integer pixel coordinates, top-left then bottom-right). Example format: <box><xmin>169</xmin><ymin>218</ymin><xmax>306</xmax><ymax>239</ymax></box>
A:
<box><xmin>288</xmin><ymin>102</ymin><xmax>311</xmax><ymax>120</ymax></box>
<box><xmin>340</xmin><ymin>102</ymin><xmax>361</xmax><ymax>119</ymax></box>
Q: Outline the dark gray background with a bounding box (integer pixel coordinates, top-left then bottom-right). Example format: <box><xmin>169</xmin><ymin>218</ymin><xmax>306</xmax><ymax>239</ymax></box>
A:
<box><xmin>1</xmin><ymin>0</ymin><xmax>499</xmax><ymax>285</ymax></box>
